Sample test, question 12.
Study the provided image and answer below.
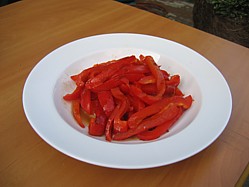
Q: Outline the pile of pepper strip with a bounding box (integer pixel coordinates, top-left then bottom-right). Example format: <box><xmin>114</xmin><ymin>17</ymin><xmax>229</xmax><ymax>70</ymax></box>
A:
<box><xmin>63</xmin><ymin>55</ymin><xmax>193</xmax><ymax>141</ymax></box>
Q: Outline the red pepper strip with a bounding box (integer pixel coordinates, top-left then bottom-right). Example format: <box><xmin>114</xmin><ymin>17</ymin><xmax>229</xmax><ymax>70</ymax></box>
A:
<box><xmin>88</xmin><ymin>100</ymin><xmax>107</xmax><ymax>136</ymax></box>
<box><xmin>113</xmin><ymin>104</ymin><xmax>180</xmax><ymax>141</ymax></box>
<box><xmin>73</xmin><ymin>68</ymin><xmax>93</xmax><ymax>87</ymax></box>
<box><xmin>111</xmin><ymin>87</ymin><xmax>127</xmax><ymax>100</ymax></box>
<box><xmin>178</xmin><ymin>95</ymin><xmax>193</xmax><ymax>109</ymax></box>
<box><xmin>113</xmin><ymin>101</ymin><xmax>129</xmax><ymax>133</ymax></box>
<box><xmin>138</xmin><ymin>75</ymin><xmax>156</xmax><ymax>84</ymax></box>
<box><xmin>85</xmin><ymin>56</ymin><xmax>137</xmax><ymax>89</ymax></box>
<box><xmin>105</xmin><ymin>87</ymin><xmax>129</xmax><ymax>141</ymax></box>
<box><xmin>91</xmin><ymin>77</ymin><xmax>122</xmax><ymax>92</ymax></box>
<box><xmin>175</xmin><ymin>87</ymin><xmax>184</xmax><ymax>96</ymax></box>
<box><xmin>111</xmin><ymin>87</ymin><xmax>129</xmax><ymax>133</ymax></box>
<box><xmin>97</xmin><ymin>90</ymin><xmax>115</xmax><ymax>117</ymax></box>
<box><xmin>105</xmin><ymin>105</ymin><xmax>119</xmax><ymax>141</ymax></box>
<box><xmin>144</xmin><ymin>56</ymin><xmax>166</xmax><ymax>96</ymax></box>
<box><xmin>89</xmin><ymin>116</ymin><xmax>106</xmax><ymax>136</ymax></box>
<box><xmin>73</xmin><ymin>60</ymin><xmax>116</xmax><ymax>87</ymax></box>
<box><xmin>122</xmin><ymin>73</ymin><xmax>144</xmax><ymax>82</ymax></box>
<box><xmin>128</xmin><ymin>95</ymin><xmax>193</xmax><ymax>129</ymax></box>
<box><xmin>164</xmin><ymin>85</ymin><xmax>176</xmax><ymax>97</ymax></box>
<box><xmin>137</xmin><ymin>107</ymin><xmax>183</xmax><ymax>140</ymax></box>
<box><xmin>139</xmin><ymin>54</ymin><xmax>146</xmax><ymax>63</ymax></box>
<box><xmin>166</xmin><ymin>75</ymin><xmax>180</xmax><ymax>87</ymax></box>
<box><xmin>129</xmin><ymin>85</ymin><xmax>161</xmax><ymax>105</ymax></box>
<box><xmin>70</xmin><ymin>74</ymin><xmax>78</xmax><ymax>81</ymax></box>
<box><xmin>161</xmin><ymin>69</ymin><xmax>170</xmax><ymax>80</ymax></box>
<box><xmin>127</xmin><ymin>95</ymin><xmax>146</xmax><ymax>112</ymax></box>
<box><xmin>80</xmin><ymin>88</ymin><xmax>91</xmax><ymax>115</ymax></box>
<box><xmin>72</xmin><ymin>100</ymin><xmax>85</xmax><ymax>128</ymax></box>
<box><xmin>124</xmin><ymin>64</ymin><xmax>150</xmax><ymax>74</ymax></box>
<box><xmin>63</xmin><ymin>86</ymin><xmax>83</xmax><ymax>101</ymax></box>
<box><xmin>119</xmin><ymin>83</ymin><xmax>130</xmax><ymax>94</ymax></box>
<box><xmin>113</xmin><ymin>64</ymin><xmax>150</xmax><ymax>76</ymax></box>
<box><xmin>140</xmin><ymin>84</ymin><xmax>157</xmax><ymax>95</ymax></box>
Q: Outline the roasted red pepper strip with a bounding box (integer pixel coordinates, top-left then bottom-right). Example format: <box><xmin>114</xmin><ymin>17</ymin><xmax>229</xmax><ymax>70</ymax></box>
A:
<box><xmin>113</xmin><ymin>104</ymin><xmax>180</xmax><ymax>141</ymax></box>
<box><xmin>130</xmin><ymin>85</ymin><xmax>162</xmax><ymax>105</ymax></box>
<box><xmin>89</xmin><ymin>115</ymin><xmax>107</xmax><ymax>136</ymax></box>
<box><xmin>105</xmin><ymin>106</ymin><xmax>119</xmax><ymax>141</ymax></box>
<box><xmin>127</xmin><ymin>95</ymin><xmax>146</xmax><ymax>112</ymax></box>
<box><xmin>137</xmin><ymin>107</ymin><xmax>183</xmax><ymax>140</ymax></box>
<box><xmin>175</xmin><ymin>87</ymin><xmax>184</xmax><ymax>96</ymax></box>
<box><xmin>128</xmin><ymin>95</ymin><xmax>193</xmax><ymax>129</ymax></box>
<box><xmin>91</xmin><ymin>73</ymin><xmax>140</xmax><ymax>92</ymax></box>
<box><xmin>140</xmin><ymin>84</ymin><xmax>157</xmax><ymax>95</ymax></box>
<box><xmin>123</xmin><ymin>73</ymin><xmax>144</xmax><ymax>82</ymax></box>
<box><xmin>112</xmin><ymin>64</ymin><xmax>150</xmax><ymax>76</ymax></box>
<box><xmin>111</xmin><ymin>87</ymin><xmax>129</xmax><ymax>133</ymax></box>
<box><xmin>91</xmin><ymin>77</ymin><xmax>122</xmax><ymax>92</ymax></box>
<box><xmin>63</xmin><ymin>86</ymin><xmax>83</xmax><ymax>101</ymax></box>
<box><xmin>72</xmin><ymin>100</ymin><xmax>85</xmax><ymax>128</ymax></box>
<box><xmin>89</xmin><ymin>100</ymin><xmax>107</xmax><ymax>136</ymax></box>
<box><xmin>113</xmin><ymin>101</ymin><xmax>129</xmax><ymax>133</ymax></box>
<box><xmin>97</xmin><ymin>90</ymin><xmax>115</xmax><ymax>117</ymax></box>
<box><xmin>144</xmin><ymin>56</ymin><xmax>166</xmax><ymax>97</ymax></box>
<box><xmin>80</xmin><ymin>88</ymin><xmax>91</xmax><ymax>115</ymax></box>
<box><xmin>166</xmin><ymin>75</ymin><xmax>180</xmax><ymax>87</ymax></box>
<box><xmin>73</xmin><ymin>60</ymin><xmax>116</xmax><ymax>87</ymax></box>
<box><xmin>161</xmin><ymin>69</ymin><xmax>170</xmax><ymax>80</ymax></box>
<box><xmin>85</xmin><ymin>56</ymin><xmax>137</xmax><ymax>89</ymax></box>
<box><xmin>138</xmin><ymin>75</ymin><xmax>156</xmax><ymax>84</ymax></box>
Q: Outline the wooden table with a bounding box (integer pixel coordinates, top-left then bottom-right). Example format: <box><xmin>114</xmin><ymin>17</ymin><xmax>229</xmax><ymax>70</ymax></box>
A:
<box><xmin>1</xmin><ymin>0</ymin><xmax>249</xmax><ymax>186</ymax></box>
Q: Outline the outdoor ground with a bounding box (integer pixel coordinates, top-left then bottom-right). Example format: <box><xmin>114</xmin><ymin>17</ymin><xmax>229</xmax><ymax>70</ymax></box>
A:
<box><xmin>118</xmin><ymin>0</ymin><xmax>194</xmax><ymax>26</ymax></box>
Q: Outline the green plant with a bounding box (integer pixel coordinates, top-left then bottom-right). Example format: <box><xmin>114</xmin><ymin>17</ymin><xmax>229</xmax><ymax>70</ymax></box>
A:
<box><xmin>207</xmin><ymin>0</ymin><xmax>249</xmax><ymax>19</ymax></box>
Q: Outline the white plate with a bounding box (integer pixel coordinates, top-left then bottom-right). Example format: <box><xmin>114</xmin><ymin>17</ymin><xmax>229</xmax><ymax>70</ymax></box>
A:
<box><xmin>22</xmin><ymin>33</ymin><xmax>232</xmax><ymax>169</ymax></box>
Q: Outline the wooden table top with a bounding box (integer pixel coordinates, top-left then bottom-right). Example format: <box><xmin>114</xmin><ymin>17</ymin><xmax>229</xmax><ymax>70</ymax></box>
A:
<box><xmin>0</xmin><ymin>0</ymin><xmax>249</xmax><ymax>186</ymax></box>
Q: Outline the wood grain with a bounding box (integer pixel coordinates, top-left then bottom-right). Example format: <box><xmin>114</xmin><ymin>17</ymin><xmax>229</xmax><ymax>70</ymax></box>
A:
<box><xmin>0</xmin><ymin>0</ymin><xmax>249</xmax><ymax>186</ymax></box>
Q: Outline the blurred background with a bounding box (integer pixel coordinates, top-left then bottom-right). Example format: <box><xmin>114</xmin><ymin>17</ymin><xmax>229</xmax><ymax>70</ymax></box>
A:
<box><xmin>117</xmin><ymin>0</ymin><xmax>249</xmax><ymax>48</ymax></box>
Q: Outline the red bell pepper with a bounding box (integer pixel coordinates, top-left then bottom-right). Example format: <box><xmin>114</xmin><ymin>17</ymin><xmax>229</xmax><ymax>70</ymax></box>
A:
<box><xmin>137</xmin><ymin>108</ymin><xmax>183</xmax><ymax>140</ymax></box>
<box><xmin>111</xmin><ymin>87</ymin><xmax>127</xmax><ymax>100</ymax></box>
<box><xmin>112</xmin><ymin>64</ymin><xmax>150</xmax><ymax>76</ymax></box>
<box><xmin>175</xmin><ymin>87</ymin><xmax>184</xmax><ymax>96</ymax></box>
<box><xmin>91</xmin><ymin>77</ymin><xmax>122</xmax><ymax>92</ymax></box>
<box><xmin>85</xmin><ymin>56</ymin><xmax>137</xmax><ymax>89</ymax></box>
<box><xmin>80</xmin><ymin>88</ymin><xmax>91</xmax><ymax>115</ymax></box>
<box><xmin>166</xmin><ymin>75</ymin><xmax>180</xmax><ymax>87</ymax></box>
<box><xmin>144</xmin><ymin>56</ymin><xmax>166</xmax><ymax>97</ymax></box>
<box><xmin>97</xmin><ymin>90</ymin><xmax>115</xmax><ymax>117</ymax></box>
<box><xmin>73</xmin><ymin>60</ymin><xmax>116</xmax><ymax>87</ymax></box>
<box><xmin>113</xmin><ymin>101</ymin><xmax>129</xmax><ymax>133</ymax></box>
<box><xmin>63</xmin><ymin>86</ymin><xmax>83</xmax><ymax>101</ymax></box>
<box><xmin>140</xmin><ymin>84</ymin><xmax>157</xmax><ymax>95</ymax></box>
<box><xmin>128</xmin><ymin>95</ymin><xmax>193</xmax><ymax>129</ymax></box>
<box><xmin>161</xmin><ymin>69</ymin><xmax>170</xmax><ymax>80</ymax></box>
<box><xmin>119</xmin><ymin>83</ymin><xmax>130</xmax><ymax>95</ymax></box>
<box><xmin>111</xmin><ymin>87</ymin><xmax>129</xmax><ymax>133</ymax></box>
<box><xmin>88</xmin><ymin>100</ymin><xmax>107</xmax><ymax>136</ymax></box>
<box><xmin>63</xmin><ymin>55</ymin><xmax>194</xmax><ymax>142</ymax></box>
<box><xmin>112</xmin><ymin>104</ymin><xmax>180</xmax><ymax>141</ymax></box>
<box><xmin>105</xmin><ymin>106</ymin><xmax>119</xmax><ymax>141</ymax></box>
<box><xmin>122</xmin><ymin>73</ymin><xmax>145</xmax><ymax>82</ymax></box>
<box><xmin>72</xmin><ymin>100</ymin><xmax>85</xmax><ymax>128</ymax></box>
<box><xmin>129</xmin><ymin>85</ymin><xmax>161</xmax><ymax>105</ymax></box>
<box><xmin>138</xmin><ymin>75</ymin><xmax>156</xmax><ymax>84</ymax></box>
<box><xmin>127</xmin><ymin>95</ymin><xmax>146</xmax><ymax>112</ymax></box>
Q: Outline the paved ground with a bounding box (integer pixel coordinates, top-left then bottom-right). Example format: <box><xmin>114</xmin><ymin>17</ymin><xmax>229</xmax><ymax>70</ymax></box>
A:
<box><xmin>119</xmin><ymin>0</ymin><xmax>194</xmax><ymax>26</ymax></box>
<box><xmin>151</xmin><ymin>0</ymin><xmax>194</xmax><ymax>26</ymax></box>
